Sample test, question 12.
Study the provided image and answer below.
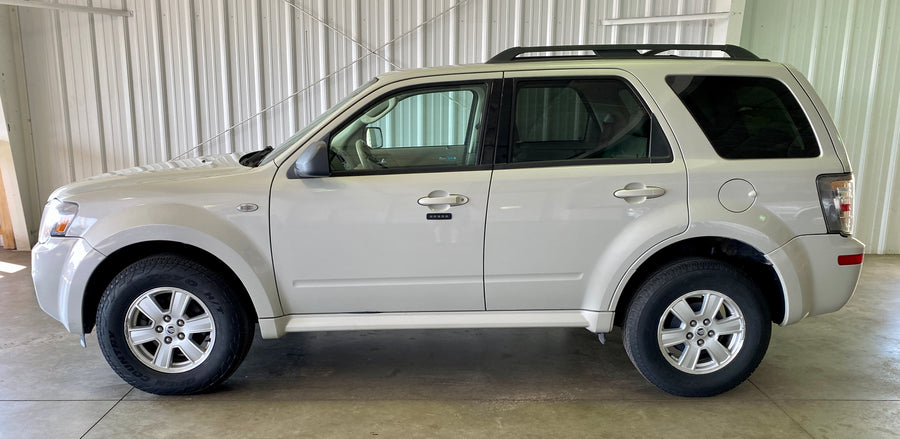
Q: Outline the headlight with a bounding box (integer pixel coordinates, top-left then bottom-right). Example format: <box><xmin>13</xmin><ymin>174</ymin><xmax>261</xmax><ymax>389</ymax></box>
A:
<box><xmin>38</xmin><ymin>199</ymin><xmax>79</xmax><ymax>243</ymax></box>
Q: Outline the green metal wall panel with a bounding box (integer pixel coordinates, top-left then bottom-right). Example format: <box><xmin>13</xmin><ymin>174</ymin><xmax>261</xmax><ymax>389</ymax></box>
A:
<box><xmin>743</xmin><ymin>0</ymin><xmax>900</xmax><ymax>253</ymax></box>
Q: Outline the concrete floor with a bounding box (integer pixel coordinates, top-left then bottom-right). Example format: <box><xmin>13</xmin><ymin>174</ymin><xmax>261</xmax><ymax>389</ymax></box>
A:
<box><xmin>1</xmin><ymin>249</ymin><xmax>898</xmax><ymax>438</ymax></box>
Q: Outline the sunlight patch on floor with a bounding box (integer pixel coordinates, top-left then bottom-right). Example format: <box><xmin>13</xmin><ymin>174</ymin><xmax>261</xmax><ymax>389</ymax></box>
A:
<box><xmin>0</xmin><ymin>260</ymin><xmax>26</xmax><ymax>274</ymax></box>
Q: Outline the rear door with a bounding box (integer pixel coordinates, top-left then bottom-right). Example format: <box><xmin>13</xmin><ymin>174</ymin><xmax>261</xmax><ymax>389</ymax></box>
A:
<box><xmin>483</xmin><ymin>70</ymin><xmax>688</xmax><ymax>311</ymax></box>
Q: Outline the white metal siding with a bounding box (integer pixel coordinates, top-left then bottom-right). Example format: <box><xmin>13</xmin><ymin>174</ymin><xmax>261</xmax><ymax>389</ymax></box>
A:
<box><xmin>15</xmin><ymin>0</ymin><xmax>727</xmax><ymax>216</ymax></box>
<box><xmin>742</xmin><ymin>0</ymin><xmax>900</xmax><ymax>253</ymax></box>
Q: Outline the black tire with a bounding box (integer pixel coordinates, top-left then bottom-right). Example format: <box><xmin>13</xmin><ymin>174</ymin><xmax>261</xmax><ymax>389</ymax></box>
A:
<box><xmin>623</xmin><ymin>258</ymin><xmax>771</xmax><ymax>397</ymax></box>
<box><xmin>96</xmin><ymin>254</ymin><xmax>254</xmax><ymax>395</ymax></box>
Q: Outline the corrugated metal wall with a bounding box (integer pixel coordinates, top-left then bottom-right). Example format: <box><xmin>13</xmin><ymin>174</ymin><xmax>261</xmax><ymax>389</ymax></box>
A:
<box><xmin>742</xmin><ymin>0</ymin><xmax>900</xmax><ymax>253</ymax></box>
<box><xmin>16</xmin><ymin>0</ymin><xmax>727</xmax><ymax>209</ymax></box>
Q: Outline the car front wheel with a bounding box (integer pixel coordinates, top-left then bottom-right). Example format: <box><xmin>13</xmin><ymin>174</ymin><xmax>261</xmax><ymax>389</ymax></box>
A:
<box><xmin>96</xmin><ymin>254</ymin><xmax>253</xmax><ymax>395</ymax></box>
<box><xmin>623</xmin><ymin>258</ymin><xmax>771</xmax><ymax>397</ymax></box>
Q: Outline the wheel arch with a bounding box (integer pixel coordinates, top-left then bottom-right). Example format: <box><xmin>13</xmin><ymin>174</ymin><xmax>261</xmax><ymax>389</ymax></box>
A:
<box><xmin>82</xmin><ymin>241</ymin><xmax>260</xmax><ymax>334</ymax></box>
<box><xmin>611</xmin><ymin>236</ymin><xmax>785</xmax><ymax>327</ymax></box>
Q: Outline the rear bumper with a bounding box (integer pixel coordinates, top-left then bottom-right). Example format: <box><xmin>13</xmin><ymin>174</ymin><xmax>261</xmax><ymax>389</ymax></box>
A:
<box><xmin>32</xmin><ymin>237</ymin><xmax>105</xmax><ymax>333</ymax></box>
<box><xmin>767</xmin><ymin>234</ymin><xmax>865</xmax><ymax>325</ymax></box>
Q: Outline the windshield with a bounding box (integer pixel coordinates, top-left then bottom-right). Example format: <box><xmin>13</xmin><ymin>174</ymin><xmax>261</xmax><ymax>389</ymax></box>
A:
<box><xmin>258</xmin><ymin>78</ymin><xmax>378</xmax><ymax>167</ymax></box>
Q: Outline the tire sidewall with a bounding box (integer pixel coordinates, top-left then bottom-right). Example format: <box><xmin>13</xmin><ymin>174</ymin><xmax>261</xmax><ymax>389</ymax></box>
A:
<box><xmin>625</xmin><ymin>259</ymin><xmax>771</xmax><ymax>396</ymax></box>
<box><xmin>97</xmin><ymin>256</ymin><xmax>245</xmax><ymax>394</ymax></box>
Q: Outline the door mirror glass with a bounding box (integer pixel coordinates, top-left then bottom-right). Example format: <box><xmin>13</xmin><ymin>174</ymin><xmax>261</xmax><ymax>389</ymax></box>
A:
<box><xmin>365</xmin><ymin>127</ymin><xmax>383</xmax><ymax>149</ymax></box>
<box><xmin>289</xmin><ymin>140</ymin><xmax>330</xmax><ymax>178</ymax></box>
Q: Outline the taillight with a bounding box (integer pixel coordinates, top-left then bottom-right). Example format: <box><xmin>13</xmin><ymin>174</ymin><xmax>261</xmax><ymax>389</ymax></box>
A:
<box><xmin>817</xmin><ymin>173</ymin><xmax>854</xmax><ymax>236</ymax></box>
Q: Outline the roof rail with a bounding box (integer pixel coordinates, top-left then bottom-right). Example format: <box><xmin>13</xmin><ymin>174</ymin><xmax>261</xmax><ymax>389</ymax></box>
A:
<box><xmin>486</xmin><ymin>44</ymin><xmax>762</xmax><ymax>63</ymax></box>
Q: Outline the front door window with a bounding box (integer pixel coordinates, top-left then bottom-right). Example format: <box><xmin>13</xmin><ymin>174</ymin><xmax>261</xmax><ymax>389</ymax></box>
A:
<box><xmin>329</xmin><ymin>84</ymin><xmax>488</xmax><ymax>172</ymax></box>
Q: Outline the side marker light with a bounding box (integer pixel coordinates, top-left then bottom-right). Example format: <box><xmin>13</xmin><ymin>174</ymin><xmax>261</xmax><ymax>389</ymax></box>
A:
<box><xmin>837</xmin><ymin>254</ymin><xmax>863</xmax><ymax>266</ymax></box>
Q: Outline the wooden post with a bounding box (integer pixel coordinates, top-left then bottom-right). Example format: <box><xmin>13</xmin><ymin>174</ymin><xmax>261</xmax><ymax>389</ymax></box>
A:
<box><xmin>0</xmin><ymin>164</ymin><xmax>15</xmax><ymax>249</ymax></box>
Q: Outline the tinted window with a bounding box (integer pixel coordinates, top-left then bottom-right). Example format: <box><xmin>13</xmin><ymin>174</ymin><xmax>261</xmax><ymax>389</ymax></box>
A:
<box><xmin>510</xmin><ymin>79</ymin><xmax>670</xmax><ymax>164</ymax></box>
<box><xmin>516</xmin><ymin>86</ymin><xmax>590</xmax><ymax>142</ymax></box>
<box><xmin>667</xmin><ymin>75</ymin><xmax>819</xmax><ymax>159</ymax></box>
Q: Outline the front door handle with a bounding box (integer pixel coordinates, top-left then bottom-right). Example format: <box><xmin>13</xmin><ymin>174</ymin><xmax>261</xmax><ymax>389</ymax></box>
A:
<box><xmin>418</xmin><ymin>190</ymin><xmax>469</xmax><ymax>211</ymax></box>
<box><xmin>418</xmin><ymin>195</ymin><xmax>469</xmax><ymax>206</ymax></box>
<box><xmin>614</xmin><ymin>183</ymin><xmax>666</xmax><ymax>203</ymax></box>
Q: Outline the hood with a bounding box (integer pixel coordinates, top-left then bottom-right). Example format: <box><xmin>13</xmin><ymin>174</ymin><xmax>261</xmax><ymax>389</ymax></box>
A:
<box><xmin>50</xmin><ymin>153</ymin><xmax>250</xmax><ymax>200</ymax></box>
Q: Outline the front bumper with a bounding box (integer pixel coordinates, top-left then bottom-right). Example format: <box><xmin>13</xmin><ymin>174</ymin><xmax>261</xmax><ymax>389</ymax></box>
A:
<box><xmin>32</xmin><ymin>237</ymin><xmax>105</xmax><ymax>333</ymax></box>
<box><xmin>766</xmin><ymin>234</ymin><xmax>865</xmax><ymax>325</ymax></box>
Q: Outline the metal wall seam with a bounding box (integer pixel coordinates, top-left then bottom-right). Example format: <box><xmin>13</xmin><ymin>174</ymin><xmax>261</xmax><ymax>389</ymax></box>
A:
<box><xmin>317</xmin><ymin>0</ymin><xmax>328</xmax><ymax>113</ymax></box>
<box><xmin>221</xmin><ymin>0</ymin><xmax>234</xmax><ymax>153</ymax></box>
<box><xmin>120</xmin><ymin>0</ymin><xmax>140</xmax><ymax>170</ymax></box>
<box><xmin>449</xmin><ymin>0</ymin><xmax>457</xmax><ymax>65</ymax></box>
<box><xmin>86</xmin><ymin>0</ymin><xmax>107</xmax><ymax>173</ymax></box>
<box><xmin>102</xmin><ymin>0</ymin><xmax>121</xmax><ymax>170</ymax></box>
<box><xmin>350</xmin><ymin>0</ymin><xmax>360</xmax><ymax>89</ymax></box>
<box><xmin>187</xmin><ymin>0</ymin><xmax>203</xmax><ymax>157</ymax></box>
<box><xmin>417</xmin><ymin>0</ymin><xmax>424</xmax><ymax>68</ymax></box>
<box><xmin>832</xmin><ymin>0</ymin><xmax>855</xmax><ymax>125</ymax></box>
<box><xmin>578</xmin><ymin>0</ymin><xmax>589</xmax><ymax>45</ymax></box>
<box><xmin>480</xmin><ymin>0</ymin><xmax>489</xmax><ymax>62</ymax></box>
<box><xmin>805</xmin><ymin>0</ymin><xmax>823</xmax><ymax>84</ymax></box>
<box><xmin>153</xmin><ymin>0</ymin><xmax>171</xmax><ymax>162</ymax></box>
<box><xmin>253</xmin><ymin>0</ymin><xmax>265</xmax><ymax>151</ymax></box>
<box><xmin>881</xmin><ymin>94</ymin><xmax>900</xmax><ymax>251</ymax></box>
<box><xmin>854</xmin><ymin>0</ymin><xmax>888</xmax><ymax>242</ymax></box>
<box><xmin>52</xmin><ymin>8</ymin><xmax>75</xmax><ymax>184</ymax></box>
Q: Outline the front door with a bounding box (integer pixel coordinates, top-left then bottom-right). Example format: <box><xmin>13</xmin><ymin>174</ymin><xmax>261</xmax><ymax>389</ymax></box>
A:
<box><xmin>270</xmin><ymin>77</ymin><xmax>498</xmax><ymax>314</ymax></box>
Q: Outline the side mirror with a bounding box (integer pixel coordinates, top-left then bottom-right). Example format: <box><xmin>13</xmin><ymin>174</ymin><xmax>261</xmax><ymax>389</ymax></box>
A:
<box><xmin>365</xmin><ymin>127</ymin><xmax>384</xmax><ymax>149</ymax></box>
<box><xmin>289</xmin><ymin>140</ymin><xmax>329</xmax><ymax>178</ymax></box>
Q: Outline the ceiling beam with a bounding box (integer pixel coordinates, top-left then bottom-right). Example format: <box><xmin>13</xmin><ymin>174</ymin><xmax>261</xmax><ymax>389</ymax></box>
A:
<box><xmin>0</xmin><ymin>0</ymin><xmax>132</xmax><ymax>18</ymax></box>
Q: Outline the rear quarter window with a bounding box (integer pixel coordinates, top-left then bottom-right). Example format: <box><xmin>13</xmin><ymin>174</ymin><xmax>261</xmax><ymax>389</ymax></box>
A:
<box><xmin>667</xmin><ymin>75</ymin><xmax>819</xmax><ymax>159</ymax></box>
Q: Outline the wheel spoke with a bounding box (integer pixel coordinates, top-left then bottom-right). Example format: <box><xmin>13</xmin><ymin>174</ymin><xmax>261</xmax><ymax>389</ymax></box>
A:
<box><xmin>715</xmin><ymin>315</ymin><xmax>744</xmax><ymax>335</ymax></box>
<box><xmin>169</xmin><ymin>291</ymin><xmax>190</xmax><ymax>318</ymax></box>
<box><xmin>705</xmin><ymin>339</ymin><xmax>731</xmax><ymax>365</ymax></box>
<box><xmin>678</xmin><ymin>343</ymin><xmax>702</xmax><ymax>370</ymax></box>
<box><xmin>178</xmin><ymin>340</ymin><xmax>205</xmax><ymax>363</ymax></box>
<box><xmin>123</xmin><ymin>285</ymin><xmax>220</xmax><ymax>375</ymax></box>
<box><xmin>136</xmin><ymin>296</ymin><xmax>166</xmax><ymax>323</ymax></box>
<box><xmin>128</xmin><ymin>327</ymin><xmax>159</xmax><ymax>346</ymax></box>
<box><xmin>670</xmin><ymin>300</ymin><xmax>697</xmax><ymax>324</ymax></box>
<box><xmin>660</xmin><ymin>329</ymin><xmax>687</xmax><ymax>347</ymax></box>
<box><xmin>154</xmin><ymin>343</ymin><xmax>175</xmax><ymax>369</ymax></box>
<box><xmin>183</xmin><ymin>315</ymin><xmax>213</xmax><ymax>334</ymax></box>
<box><xmin>655</xmin><ymin>284</ymin><xmax>752</xmax><ymax>377</ymax></box>
<box><xmin>701</xmin><ymin>294</ymin><xmax>724</xmax><ymax>320</ymax></box>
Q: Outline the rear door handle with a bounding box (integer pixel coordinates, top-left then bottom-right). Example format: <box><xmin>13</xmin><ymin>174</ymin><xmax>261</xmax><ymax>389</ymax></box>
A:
<box><xmin>614</xmin><ymin>183</ymin><xmax>666</xmax><ymax>203</ymax></box>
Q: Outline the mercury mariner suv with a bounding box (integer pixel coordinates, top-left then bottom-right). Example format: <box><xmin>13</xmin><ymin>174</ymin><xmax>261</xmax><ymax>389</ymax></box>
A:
<box><xmin>32</xmin><ymin>45</ymin><xmax>864</xmax><ymax>396</ymax></box>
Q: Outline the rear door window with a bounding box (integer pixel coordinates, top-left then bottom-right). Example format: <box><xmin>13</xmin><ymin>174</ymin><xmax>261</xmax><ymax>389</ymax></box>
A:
<box><xmin>667</xmin><ymin>75</ymin><xmax>819</xmax><ymax>159</ymax></box>
<box><xmin>507</xmin><ymin>78</ymin><xmax>671</xmax><ymax>164</ymax></box>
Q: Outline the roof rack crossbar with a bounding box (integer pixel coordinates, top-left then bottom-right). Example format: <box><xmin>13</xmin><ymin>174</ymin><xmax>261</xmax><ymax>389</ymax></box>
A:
<box><xmin>487</xmin><ymin>44</ymin><xmax>761</xmax><ymax>63</ymax></box>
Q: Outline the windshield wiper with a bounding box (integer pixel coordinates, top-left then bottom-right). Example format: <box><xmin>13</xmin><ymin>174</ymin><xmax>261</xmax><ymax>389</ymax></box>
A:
<box><xmin>239</xmin><ymin>146</ymin><xmax>273</xmax><ymax>167</ymax></box>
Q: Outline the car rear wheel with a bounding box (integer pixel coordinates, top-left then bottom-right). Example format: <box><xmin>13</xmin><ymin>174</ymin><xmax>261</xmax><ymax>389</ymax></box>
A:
<box><xmin>623</xmin><ymin>258</ymin><xmax>771</xmax><ymax>397</ymax></box>
<box><xmin>96</xmin><ymin>254</ymin><xmax>253</xmax><ymax>395</ymax></box>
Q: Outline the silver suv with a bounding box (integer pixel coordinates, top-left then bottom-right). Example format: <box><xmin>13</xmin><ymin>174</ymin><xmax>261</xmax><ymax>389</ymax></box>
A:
<box><xmin>32</xmin><ymin>45</ymin><xmax>864</xmax><ymax>397</ymax></box>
